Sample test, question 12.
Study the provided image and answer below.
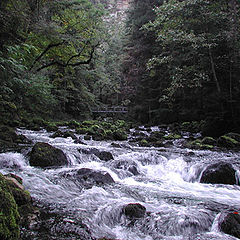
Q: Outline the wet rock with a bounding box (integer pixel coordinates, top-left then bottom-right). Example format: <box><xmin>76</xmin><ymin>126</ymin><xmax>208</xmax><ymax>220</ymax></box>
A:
<box><xmin>84</xmin><ymin>135</ymin><xmax>91</xmax><ymax>140</ymax></box>
<box><xmin>0</xmin><ymin>173</ymin><xmax>20</xmax><ymax>240</ymax></box>
<box><xmin>112</xmin><ymin>160</ymin><xmax>139</xmax><ymax>175</ymax></box>
<box><xmin>123</xmin><ymin>203</ymin><xmax>146</xmax><ymax>219</ymax></box>
<box><xmin>219</xmin><ymin>212</ymin><xmax>240</xmax><ymax>239</ymax></box>
<box><xmin>0</xmin><ymin>173</ymin><xmax>38</xmax><ymax>239</ymax></box>
<box><xmin>200</xmin><ymin>162</ymin><xmax>237</xmax><ymax>185</ymax></box>
<box><xmin>29</xmin><ymin>142</ymin><xmax>68</xmax><ymax>168</ymax></box>
<box><xmin>21</xmin><ymin>211</ymin><xmax>94</xmax><ymax>240</ymax></box>
<box><xmin>0</xmin><ymin>126</ymin><xmax>32</xmax><ymax>152</ymax></box>
<box><xmin>79</xmin><ymin>148</ymin><xmax>113</xmax><ymax>161</ymax></box>
<box><xmin>62</xmin><ymin>168</ymin><xmax>115</xmax><ymax>189</ymax></box>
<box><xmin>225</xmin><ymin>133</ymin><xmax>240</xmax><ymax>142</ymax></box>
<box><xmin>97</xmin><ymin>151</ymin><xmax>114</xmax><ymax>161</ymax></box>
<box><xmin>112</xmin><ymin>129</ymin><xmax>128</xmax><ymax>141</ymax></box>
<box><xmin>74</xmin><ymin>138</ymin><xmax>87</xmax><ymax>145</ymax></box>
<box><xmin>5</xmin><ymin>173</ymin><xmax>23</xmax><ymax>184</ymax></box>
<box><xmin>201</xmin><ymin>137</ymin><xmax>216</xmax><ymax>145</ymax></box>
<box><xmin>217</xmin><ymin>135</ymin><xmax>240</xmax><ymax>149</ymax></box>
<box><xmin>4</xmin><ymin>175</ymin><xmax>32</xmax><ymax>206</ymax></box>
<box><xmin>50</xmin><ymin>130</ymin><xmax>77</xmax><ymax>140</ymax></box>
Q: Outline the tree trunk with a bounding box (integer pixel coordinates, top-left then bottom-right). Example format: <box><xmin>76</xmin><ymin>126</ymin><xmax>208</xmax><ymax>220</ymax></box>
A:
<box><xmin>209</xmin><ymin>49</ymin><xmax>221</xmax><ymax>94</ymax></box>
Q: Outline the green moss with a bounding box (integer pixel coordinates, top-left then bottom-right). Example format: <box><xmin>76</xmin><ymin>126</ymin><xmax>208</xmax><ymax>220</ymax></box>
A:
<box><xmin>186</xmin><ymin>139</ymin><xmax>214</xmax><ymax>150</ymax></box>
<box><xmin>113</xmin><ymin>129</ymin><xmax>128</xmax><ymax>141</ymax></box>
<box><xmin>76</xmin><ymin>127</ymin><xmax>89</xmax><ymax>134</ymax></box>
<box><xmin>68</xmin><ymin>120</ymin><xmax>81</xmax><ymax>128</ymax></box>
<box><xmin>222</xmin><ymin>135</ymin><xmax>238</xmax><ymax>144</ymax></box>
<box><xmin>139</xmin><ymin>139</ymin><xmax>149</xmax><ymax>147</ymax></box>
<box><xmin>164</xmin><ymin>134</ymin><xmax>181</xmax><ymax>140</ymax></box>
<box><xmin>45</xmin><ymin>122</ymin><xmax>58</xmax><ymax>132</ymax></box>
<box><xmin>0</xmin><ymin>174</ymin><xmax>20</xmax><ymax>240</ymax></box>
<box><xmin>202</xmin><ymin>137</ymin><xmax>216</xmax><ymax>145</ymax></box>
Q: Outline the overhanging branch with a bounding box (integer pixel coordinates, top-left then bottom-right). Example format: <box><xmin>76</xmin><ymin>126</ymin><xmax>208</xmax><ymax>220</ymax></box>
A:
<box><xmin>30</xmin><ymin>41</ymin><xmax>66</xmax><ymax>70</ymax></box>
<box><xmin>36</xmin><ymin>42</ymin><xmax>99</xmax><ymax>72</ymax></box>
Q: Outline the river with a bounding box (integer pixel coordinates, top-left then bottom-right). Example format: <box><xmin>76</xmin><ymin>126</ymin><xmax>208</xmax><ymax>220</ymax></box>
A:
<box><xmin>0</xmin><ymin>127</ymin><xmax>240</xmax><ymax>240</ymax></box>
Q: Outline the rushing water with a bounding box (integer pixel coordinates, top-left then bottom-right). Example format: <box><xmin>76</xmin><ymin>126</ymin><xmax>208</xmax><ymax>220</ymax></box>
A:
<box><xmin>1</xmin><ymin>128</ymin><xmax>240</xmax><ymax>240</ymax></box>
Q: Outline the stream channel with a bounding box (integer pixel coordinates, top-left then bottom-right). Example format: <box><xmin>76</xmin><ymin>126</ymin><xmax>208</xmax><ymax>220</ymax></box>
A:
<box><xmin>0</xmin><ymin>126</ymin><xmax>240</xmax><ymax>240</ymax></box>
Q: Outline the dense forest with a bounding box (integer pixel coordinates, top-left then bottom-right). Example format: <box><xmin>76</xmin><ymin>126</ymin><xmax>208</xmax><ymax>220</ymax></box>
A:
<box><xmin>1</xmin><ymin>1</ymin><xmax>240</xmax><ymax>240</ymax></box>
<box><xmin>1</xmin><ymin>0</ymin><xmax>240</xmax><ymax>132</ymax></box>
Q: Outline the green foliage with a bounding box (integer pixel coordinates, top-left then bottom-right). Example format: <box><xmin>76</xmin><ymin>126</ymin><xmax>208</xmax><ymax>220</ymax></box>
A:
<box><xmin>141</xmin><ymin>0</ymin><xmax>240</xmax><ymax>123</ymax></box>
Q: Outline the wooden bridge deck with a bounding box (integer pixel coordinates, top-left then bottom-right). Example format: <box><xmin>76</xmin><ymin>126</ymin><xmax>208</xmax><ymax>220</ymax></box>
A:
<box><xmin>91</xmin><ymin>106</ymin><xmax>128</xmax><ymax>113</ymax></box>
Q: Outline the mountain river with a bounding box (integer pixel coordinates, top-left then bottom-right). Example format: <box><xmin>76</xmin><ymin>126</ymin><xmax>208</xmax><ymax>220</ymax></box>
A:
<box><xmin>0</xmin><ymin>127</ymin><xmax>240</xmax><ymax>240</ymax></box>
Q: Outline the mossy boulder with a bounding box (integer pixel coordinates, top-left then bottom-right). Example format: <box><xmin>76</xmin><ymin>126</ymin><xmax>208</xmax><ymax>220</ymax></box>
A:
<box><xmin>68</xmin><ymin>120</ymin><xmax>81</xmax><ymax>129</ymax></box>
<box><xmin>45</xmin><ymin>123</ymin><xmax>58</xmax><ymax>132</ymax></box>
<box><xmin>201</xmin><ymin>137</ymin><xmax>216</xmax><ymax>145</ymax></box>
<box><xmin>29</xmin><ymin>142</ymin><xmax>68</xmax><ymax>168</ymax></box>
<box><xmin>0</xmin><ymin>126</ymin><xmax>31</xmax><ymax>152</ymax></box>
<box><xmin>217</xmin><ymin>134</ymin><xmax>240</xmax><ymax>149</ymax></box>
<box><xmin>0</xmin><ymin>173</ymin><xmax>20</xmax><ymax>240</ymax></box>
<box><xmin>112</xmin><ymin>129</ymin><xmax>127</xmax><ymax>141</ymax></box>
<box><xmin>164</xmin><ymin>133</ymin><xmax>181</xmax><ymax>140</ymax></box>
<box><xmin>185</xmin><ymin>139</ymin><xmax>214</xmax><ymax>150</ymax></box>
<box><xmin>200</xmin><ymin>162</ymin><xmax>237</xmax><ymax>185</ymax></box>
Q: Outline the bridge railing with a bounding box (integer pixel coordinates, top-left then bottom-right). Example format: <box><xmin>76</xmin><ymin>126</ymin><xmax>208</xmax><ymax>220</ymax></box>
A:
<box><xmin>91</xmin><ymin>106</ymin><xmax>128</xmax><ymax>113</ymax></box>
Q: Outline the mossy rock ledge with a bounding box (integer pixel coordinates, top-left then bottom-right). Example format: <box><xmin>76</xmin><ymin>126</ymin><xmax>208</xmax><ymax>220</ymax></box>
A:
<box><xmin>29</xmin><ymin>142</ymin><xmax>68</xmax><ymax>168</ymax></box>
<box><xmin>0</xmin><ymin>173</ymin><xmax>38</xmax><ymax>240</ymax></box>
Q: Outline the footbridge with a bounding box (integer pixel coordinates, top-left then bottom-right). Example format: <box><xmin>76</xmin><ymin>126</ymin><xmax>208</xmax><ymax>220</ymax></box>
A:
<box><xmin>91</xmin><ymin>106</ymin><xmax>128</xmax><ymax>114</ymax></box>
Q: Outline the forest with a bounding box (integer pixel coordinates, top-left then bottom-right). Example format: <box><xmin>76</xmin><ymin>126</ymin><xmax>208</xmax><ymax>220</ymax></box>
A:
<box><xmin>1</xmin><ymin>0</ymin><xmax>240</xmax><ymax>132</ymax></box>
<box><xmin>1</xmin><ymin>1</ymin><xmax>240</xmax><ymax>240</ymax></box>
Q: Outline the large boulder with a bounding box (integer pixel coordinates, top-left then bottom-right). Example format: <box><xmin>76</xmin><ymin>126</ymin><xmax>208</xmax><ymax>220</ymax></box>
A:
<box><xmin>0</xmin><ymin>173</ymin><xmax>20</xmax><ymax>240</ymax></box>
<box><xmin>61</xmin><ymin>168</ymin><xmax>115</xmax><ymax>189</ymax></box>
<box><xmin>200</xmin><ymin>162</ymin><xmax>237</xmax><ymax>185</ymax></box>
<box><xmin>29</xmin><ymin>142</ymin><xmax>68</xmax><ymax>168</ymax></box>
<box><xmin>219</xmin><ymin>212</ymin><xmax>240</xmax><ymax>239</ymax></box>
<box><xmin>122</xmin><ymin>203</ymin><xmax>146</xmax><ymax>219</ymax></box>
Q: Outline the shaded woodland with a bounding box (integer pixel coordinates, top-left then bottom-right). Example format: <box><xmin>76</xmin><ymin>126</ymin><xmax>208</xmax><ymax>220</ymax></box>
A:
<box><xmin>1</xmin><ymin>0</ymin><xmax>240</xmax><ymax>133</ymax></box>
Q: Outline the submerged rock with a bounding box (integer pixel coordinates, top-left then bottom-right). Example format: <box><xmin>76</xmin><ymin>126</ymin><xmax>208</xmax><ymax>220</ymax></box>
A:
<box><xmin>29</xmin><ymin>142</ymin><xmax>68</xmax><ymax>168</ymax></box>
<box><xmin>123</xmin><ymin>203</ymin><xmax>146</xmax><ymax>219</ymax></box>
<box><xmin>112</xmin><ymin>160</ymin><xmax>139</xmax><ymax>175</ymax></box>
<box><xmin>61</xmin><ymin>168</ymin><xmax>115</xmax><ymax>189</ymax></box>
<box><xmin>50</xmin><ymin>130</ymin><xmax>77</xmax><ymax>140</ymax></box>
<box><xmin>21</xmin><ymin>211</ymin><xmax>95</xmax><ymax>240</ymax></box>
<box><xmin>200</xmin><ymin>162</ymin><xmax>237</xmax><ymax>185</ymax></box>
<box><xmin>79</xmin><ymin>148</ymin><xmax>113</xmax><ymax>161</ymax></box>
<box><xmin>219</xmin><ymin>212</ymin><xmax>240</xmax><ymax>239</ymax></box>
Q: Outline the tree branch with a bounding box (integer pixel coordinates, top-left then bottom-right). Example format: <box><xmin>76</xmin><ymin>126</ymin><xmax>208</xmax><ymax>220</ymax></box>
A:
<box><xmin>36</xmin><ymin>43</ymin><xmax>98</xmax><ymax>72</ymax></box>
<box><xmin>30</xmin><ymin>41</ymin><xmax>66</xmax><ymax>70</ymax></box>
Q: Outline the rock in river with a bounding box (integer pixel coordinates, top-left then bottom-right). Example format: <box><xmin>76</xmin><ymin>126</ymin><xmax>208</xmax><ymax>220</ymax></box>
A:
<box><xmin>61</xmin><ymin>168</ymin><xmax>115</xmax><ymax>189</ymax></box>
<box><xmin>200</xmin><ymin>162</ymin><xmax>237</xmax><ymax>185</ymax></box>
<box><xmin>29</xmin><ymin>142</ymin><xmax>68</xmax><ymax>168</ymax></box>
<box><xmin>219</xmin><ymin>212</ymin><xmax>240</xmax><ymax>239</ymax></box>
<box><xmin>122</xmin><ymin>203</ymin><xmax>146</xmax><ymax>219</ymax></box>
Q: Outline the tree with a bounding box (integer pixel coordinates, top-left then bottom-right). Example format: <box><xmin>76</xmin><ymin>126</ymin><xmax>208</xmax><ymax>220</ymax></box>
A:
<box><xmin>142</xmin><ymin>0</ymin><xmax>240</xmax><ymax>123</ymax></box>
